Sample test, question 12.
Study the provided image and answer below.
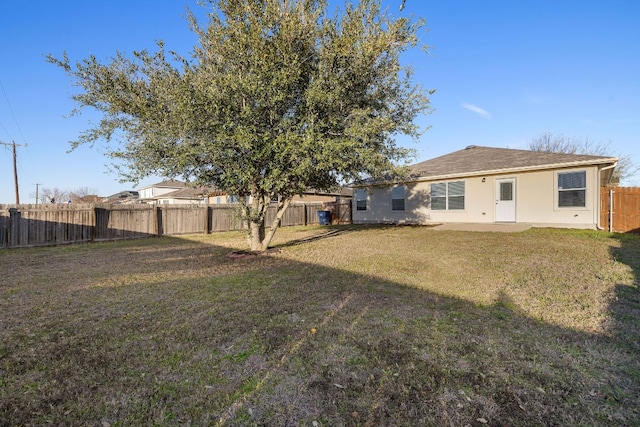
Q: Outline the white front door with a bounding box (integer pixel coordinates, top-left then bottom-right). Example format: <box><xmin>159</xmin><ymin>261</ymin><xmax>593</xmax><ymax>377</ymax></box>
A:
<box><xmin>495</xmin><ymin>178</ymin><xmax>516</xmax><ymax>222</ymax></box>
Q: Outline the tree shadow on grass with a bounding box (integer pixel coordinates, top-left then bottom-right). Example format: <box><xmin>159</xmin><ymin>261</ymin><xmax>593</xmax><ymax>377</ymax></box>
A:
<box><xmin>607</xmin><ymin>233</ymin><xmax>640</xmax><ymax>412</ymax></box>
<box><xmin>272</xmin><ymin>224</ymin><xmax>397</xmax><ymax>249</ymax></box>
<box><xmin>1</xmin><ymin>230</ymin><xmax>639</xmax><ymax>426</ymax></box>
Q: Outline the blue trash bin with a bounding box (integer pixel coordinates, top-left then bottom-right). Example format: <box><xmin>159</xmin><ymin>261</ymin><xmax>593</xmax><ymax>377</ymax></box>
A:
<box><xmin>317</xmin><ymin>210</ymin><xmax>331</xmax><ymax>225</ymax></box>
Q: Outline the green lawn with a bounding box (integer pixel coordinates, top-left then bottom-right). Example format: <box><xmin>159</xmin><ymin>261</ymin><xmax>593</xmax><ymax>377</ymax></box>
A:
<box><xmin>1</xmin><ymin>225</ymin><xmax>639</xmax><ymax>426</ymax></box>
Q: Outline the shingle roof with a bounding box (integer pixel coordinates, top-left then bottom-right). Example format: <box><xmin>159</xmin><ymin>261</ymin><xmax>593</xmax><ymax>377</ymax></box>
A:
<box><xmin>158</xmin><ymin>186</ymin><xmax>226</xmax><ymax>199</ymax></box>
<box><xmin>409</xmin><ymin>145</ymin><xmax>618</xmax><ymax>180</ymax></box>
<box><xmin>138</xmin><ymin>179</ymin><xmax>186</xmax><ymax>191</ymax></box>
<box><xmin>304</xmin><ymin>188</ymin><xmax>353</xmax><ymax>197</ymax></box>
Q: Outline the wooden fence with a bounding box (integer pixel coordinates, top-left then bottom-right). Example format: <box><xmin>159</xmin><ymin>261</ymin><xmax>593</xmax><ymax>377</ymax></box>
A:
<box><xmin>600</xmin><ymin>186</ymin><xmax>640</xmax><ymax>233</ymax></box>
<box><xmin>0</xmin><ymin>201</ymin><xmax>351</xmax><ymax>249</ymax></box>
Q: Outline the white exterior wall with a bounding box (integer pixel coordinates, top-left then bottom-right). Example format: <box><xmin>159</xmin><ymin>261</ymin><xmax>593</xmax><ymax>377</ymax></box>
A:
<box><xmin>155</xmin><ymin>198</ymin><xmax>207</xmax><ymax>205</ymax></box>
<box><xmin>353</xmin><ymin>166</ymin><xmax>602</xmax><ymax>229</ymax></box>
<box><xmin>138</xmin><ymin>187</ymin><xmax>181</xmax><ymax>199</ymax></box>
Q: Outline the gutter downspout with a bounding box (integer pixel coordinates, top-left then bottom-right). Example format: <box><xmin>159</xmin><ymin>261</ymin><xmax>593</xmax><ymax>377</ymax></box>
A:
<box><xmin>596</xmin><ymin>162</ymin><xmax>618</xmax><ymax>231</ymax></box>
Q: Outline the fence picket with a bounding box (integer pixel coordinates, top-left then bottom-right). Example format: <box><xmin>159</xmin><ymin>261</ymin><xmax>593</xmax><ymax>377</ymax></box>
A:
<box><xmin>600</xmin><ymin>187</ymin><xmax>640</xmax><ymax>233</ymax></box>
<box><xmin>0</xmin><ymin>201</ymin><xmax>352</xmax><ymax>249</ymax></box>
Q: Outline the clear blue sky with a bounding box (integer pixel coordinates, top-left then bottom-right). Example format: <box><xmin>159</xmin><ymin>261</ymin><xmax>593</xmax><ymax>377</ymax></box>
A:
<box><xmin>1</xmin><ymin>0</ymin><xmax>639</xmax><ymax>203</ymax></box>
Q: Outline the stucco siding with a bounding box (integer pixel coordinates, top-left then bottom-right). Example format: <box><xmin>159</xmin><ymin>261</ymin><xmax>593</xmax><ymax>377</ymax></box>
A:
<box><xmin>512</xmin><ymin>167</ymin><xmax>599</xmax><ymax>227</ymax></box>
<box><xmin>353</xmin><ymin>166</ymin><xmax>602</xmax><ymax>229</ymax></box>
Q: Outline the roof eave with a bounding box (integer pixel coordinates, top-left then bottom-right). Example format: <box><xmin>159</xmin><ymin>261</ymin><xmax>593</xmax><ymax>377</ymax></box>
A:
<box><xmin>411</xmin><ymin>158</ymin><xmax>619</xmax><ymax>183</ymax></box>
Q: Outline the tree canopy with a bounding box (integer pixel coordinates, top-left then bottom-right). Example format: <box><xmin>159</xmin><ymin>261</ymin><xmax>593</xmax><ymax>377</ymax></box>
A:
<box><xmin>48</xmin><ymin>0</ymin><xmax>433</xmax><ymax>250</ymax></box>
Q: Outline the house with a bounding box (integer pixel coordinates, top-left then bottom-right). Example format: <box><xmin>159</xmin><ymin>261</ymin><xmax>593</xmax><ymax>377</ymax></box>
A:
<box><xmin>290</xmin><ymin>188</ymin><xmax>353</xmax><ymax>204</ymax></box>
<box><xmin>352</xmin><ymin>145</ymin><xmax>618</xmax><ymax>230</ymax></box>
<box><xmin>137</xmin><ymin>180</ymin><xmax>187</xmax><ymax>202</ymax></box>
<box><xmin>101</xmin><ymin>190</ymin><xmax>140</xmax><ymax>204</ymax></box>
<box><xmin>136</xmin><ymin>180</ymin><xmax>225</xmax><ymax>205</ymax></box>
<box><xmin>155</xmin><ymin>187</ymin><xmax>228</xmax><ymax>205</ymax></box>
<box><xmin>139</xmin><ymin>179</ymin><xmax>352</xmax><ymax>206</ymax></box>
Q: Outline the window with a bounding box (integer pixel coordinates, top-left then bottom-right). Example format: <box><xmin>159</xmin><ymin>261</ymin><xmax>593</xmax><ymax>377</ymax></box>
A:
<box><xmin>391</xmin><ymin>186</ymin><xmax>405</xmax><ymax>211</ymax></box>
<box><xmin>431</xmin><ymin>183</ymin><xmax>447</xmax><ymax>210</ymax></box>
<box><xmin>355</xmin><ymin>189</ymin><xmax>368</xmax><ymax>211</ymax></box>
<box><xmin>558</xmin><ymin>171</ymin><xmax>586</xmax><ymax>207</ymax></box>
<box><xmin>500</xmin><ymin>181</ymin><xmax>513</xmax><ymax>201</ymax></box>
<box><xmin>431</xmin><ymin>181</ymin><xmax>465</xmax><ymax>210</ymax></box>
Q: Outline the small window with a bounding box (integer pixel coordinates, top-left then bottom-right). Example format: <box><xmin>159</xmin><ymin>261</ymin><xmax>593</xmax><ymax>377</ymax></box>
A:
<box><xmin>431</xmin><ymin>181</ymin><xmax>465</xmax><ymax>210</ymax></box>
<box><xmin>558</xmin><ymin>171</ymin><xmax>586</xmax><ymax>207</ymax></box>
<box><xmin>391</xmin><ymin>186</ymin><xmax>405</xmax><ymax>211</ymax></box>
<box><xmin>500</xmin><ymin>181</ymin><xmax>513</xmax><ymax>201</ymax></box>
<box><xmin>355</xmin><ymin>189</ymin><xmax>368</xmax><ymax>211</ymax></box>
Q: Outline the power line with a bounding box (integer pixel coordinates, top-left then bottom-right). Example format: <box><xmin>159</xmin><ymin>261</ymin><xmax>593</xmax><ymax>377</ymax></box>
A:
<box><xmin>0</xmin><ymin>79</ymin><xmax>27</xmax><ymax>145</ymax></box>
<box><xmin>0</xmin><ymin>118</ymin><xmax>12</xmax><ymax>141</ymax></box>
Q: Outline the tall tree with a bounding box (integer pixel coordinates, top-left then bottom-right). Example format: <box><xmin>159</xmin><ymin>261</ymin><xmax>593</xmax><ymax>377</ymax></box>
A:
<box><xmin>68</xmin><ymin>187</ymin><xmax>98</xmax><ymax>202</ymax></box>
<box><xmin>48</xmin><ymin>0</ymin><xmax>432</xmax><ymax>250</ymax></box>
<box><xmin>529</xmin><ymin>132</ymin><xmax>637</xmax><ymax>185</ymax></box>
<box><xmin>37</xmin><ymin>187</ymin><xmax>70</xmax><ymax>204</ymax></box>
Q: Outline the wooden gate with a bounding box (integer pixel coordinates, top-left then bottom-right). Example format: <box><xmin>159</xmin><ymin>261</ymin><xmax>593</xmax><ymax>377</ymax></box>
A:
<box><xmin>600</xmin><ymin>187</ymin><xmax>640</xmax><ymax>233</ymax></box>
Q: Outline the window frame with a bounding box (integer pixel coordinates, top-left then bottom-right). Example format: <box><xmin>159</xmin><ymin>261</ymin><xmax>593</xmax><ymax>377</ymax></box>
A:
<box><xmin>355</xmin><ymin>188</ymin><xmax>368</xmax><ymax>211</ymax></box>
<box><xmin>391</xmin><ymin>185</ymin><xmax>405</xmax><ymax>211</ymax></box>
<box><xmin>556</xmin><ymin>170</ymin><xmax>587</xmax><ymax>208</ymax></box>
<box><xmin>430</xmin><ymin>180</ymin><xmax>465</xmax><ymax>211</ymax></box>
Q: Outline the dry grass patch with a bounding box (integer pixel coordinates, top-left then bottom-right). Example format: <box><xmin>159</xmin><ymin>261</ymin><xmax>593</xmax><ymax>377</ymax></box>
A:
<box><xmin>1</xmin><ymin>225</ymin><xmax>639</xmax><ymax>426</ymax></box>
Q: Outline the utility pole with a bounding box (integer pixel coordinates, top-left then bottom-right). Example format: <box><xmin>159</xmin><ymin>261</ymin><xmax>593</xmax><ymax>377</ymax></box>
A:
<box><xmin>34</xmin><ymin>182</ymin><xmax>42</xmax><ymax>206</ymax></box>
<box><xmin>1</xmin><ymin>140</ymin><xmax>27</xmax><ymax>204</ymax></box>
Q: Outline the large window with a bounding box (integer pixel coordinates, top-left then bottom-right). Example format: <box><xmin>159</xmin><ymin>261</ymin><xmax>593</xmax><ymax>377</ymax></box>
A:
<box><xmin>355</xmin><ymin>189</ymin><xmax>368</xmax><ymax>211</ymax></box>
<box><xmin>558</xmin><ymin>171</ymin><xmax>586</xmax><ymax>207</ymax></box>
<box><xmin>391</xmin><ymin>186</ymin><xmax>405</xmax><ymax>211</ymax></box>
<box><xmin>431</xmin><ymin>181</ymin><xmax>465</xmax><ymax>210</ymax></box>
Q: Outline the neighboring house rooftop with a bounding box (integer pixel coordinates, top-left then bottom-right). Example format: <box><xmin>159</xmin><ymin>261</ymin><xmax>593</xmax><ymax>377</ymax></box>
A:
<box><xmin>304</xmin><ymin>188</ymin><xmax>353</xmax><ymax>198</ymax></box>
<box><xmin>137</xmin><ymin>179</ymin><xmax>187</xmax><ymax>191</ymax></box>
<box><xmin>158</xmin><ymin>186</ymin><xmax>226</xmax><ymax>200</ymax></box>
<box><xmin>409</xmin><ymin>145</ymin><xmax>618</xmax><ymax>182</ymax></box>
<box><xmin>101</xmin><ymin>190</ymin><xmax>140</xmax><ymax>204</ymax></box>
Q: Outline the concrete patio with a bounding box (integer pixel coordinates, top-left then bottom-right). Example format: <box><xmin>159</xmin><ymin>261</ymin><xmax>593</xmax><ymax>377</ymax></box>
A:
<box><xmin>429</xmin><ymin>223</ymin><xmax>533</xmax><ymax>232</ymax></box>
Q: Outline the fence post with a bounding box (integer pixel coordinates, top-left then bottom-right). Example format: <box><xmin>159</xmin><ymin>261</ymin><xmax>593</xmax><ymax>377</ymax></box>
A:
<box><xmin>90</xmin><ymin>205</ymin><xmax>97</xmax><ymax>242</ymax></box>
<box><xmin>609</xmin><ymin>187</ymin><xmax>614</xmax><ymax>233</ymax></box>
<box><xmin>9</xmin><ymin>208</ymin><xmax>20</xmax><ymax>248</ymax></box>
<box><xmin>1</xmin><ymin>209</ymin><xmax>7</xmax><ymax>249</ymax></box>
<box><xmin>204</xmin><ymin>206</ymin><xmax>209</xmax><ymax>234</ymax></box>
<box><xmin>155</xmin><ymin>206</ymin><xmax>163</xmax><ymax>236</ymax></box>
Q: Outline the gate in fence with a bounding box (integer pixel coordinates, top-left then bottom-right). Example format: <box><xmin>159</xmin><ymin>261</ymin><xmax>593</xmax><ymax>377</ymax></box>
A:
<box><xmin>600</xmin><ymin>186</ymin><xmax>640</xmax><ymax>233</ymax></box>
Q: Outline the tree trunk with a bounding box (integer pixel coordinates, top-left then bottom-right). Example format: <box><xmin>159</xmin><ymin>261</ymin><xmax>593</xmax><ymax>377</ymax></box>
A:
<box><xmin>245</xmin><ymin>197</ymin><xmax>291</xmax><ymax>252</ymax></box>
<box><xmin>247</xmin><ymin>221</ymin><xmax>264</xmax><ymax>251</ymax></box>
<box><xmin>245</xmin><ymin>194</ymin><xmax>266</xmax><ymax>251</ymax></box>
<box><xmin>261</xmin><ymin>198</ymin><xmax>291</xmax><ymax>249</ymax></box>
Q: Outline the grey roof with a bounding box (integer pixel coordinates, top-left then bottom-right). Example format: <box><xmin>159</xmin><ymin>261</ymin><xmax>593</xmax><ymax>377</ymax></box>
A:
<box><xmin>409</xmin><ymin>145</ymin><xmax>618</xmax><ymax>180</ymax></box>
<box><xmin>156</xmin><ymin>186</ymin><xmax>226</xmax><ymax>200</ymax></box>
<box><xmin>304</xmin><ymin>187</ymin><xmax>353</xmax><ymax>197</ymax></box>
<box><xmin>138</xmin><ymin>179</ymin><xmax>187</xmax><ymax>191</ymax></box>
